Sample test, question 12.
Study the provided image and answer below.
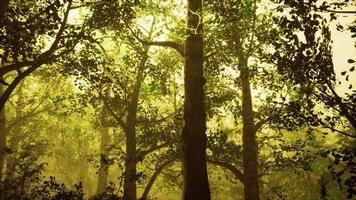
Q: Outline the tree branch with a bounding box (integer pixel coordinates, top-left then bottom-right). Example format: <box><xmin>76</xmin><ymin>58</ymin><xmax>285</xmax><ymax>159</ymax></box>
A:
<box><xmin>207</xmin><ymin>158</ymin><xmax>245</xmax><ymax>184</ymax></box>
<box><xmin>137</xmin><ymin>143</ymin><xmax>169</xmax><ymax>161</ymax></box>
<box><xmin>0</xmin><ymin>61</ymin><xmax>34</xmax><ymax>77</ymax></box>
<box><xmin>254</xmin><ymin>118</ymin><xmax>268</xmax><ymax>134</ymax></box>
<box><xmin>125</xmin><ymin>22</ymin><xmax>185</xmax><ymax>57</ymax></box>
<box><xmin>326</xmin><ymin>82</ymin><xmax>356</xmax><ymax>130</ymax></box>
<box><xmin>319</xmin><ymin>9</ymin><xmax>356</xmax><ymax>14</ymax></box>
<box><xmin>140</xmin><ymin>159</ymin><xmax>174</xmax><ymax>200</ymax></box>
<box><xmin>320</xmin><ymin>122</ymin><xmax>356</xmax><ymax>138</ymax></box>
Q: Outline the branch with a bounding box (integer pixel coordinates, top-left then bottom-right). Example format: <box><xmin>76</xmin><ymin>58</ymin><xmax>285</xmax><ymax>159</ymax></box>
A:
<box><xmin>207</xmin><ymin>158</ymin><xmax>245</xmax><ymax>184</ymax></box>
<box><xmin>0</xmin><ymin>64</ymin><xmax>38</xmax><ymax>112</ymax></box>
<box><xmin>320</xmin><ymin>122</ymin><xmax>356</xmax><ymax>138</ymax></box>
<box><xmin>125</xmin><ymin>22</ymin><xmax>185</xmax><ymax>57</ymax></box>
<box><xmin>319</xmin><ymin>9</ymin><xmax>356</xmax><ymax>14</ymax></box>
<box><xmin>137</xmin><ymin>143</ymin><xmax>169</xmax><ymax>161</ymax></box>
<box><xmin>253</xmin><ymin>118</ymin><xmax>268</xmax><ymax>134</ymax></box>
<box><xmin>326</xmin><ymin>82</ymin><xmax>356</xmax><ymax>130</ymax></box>
<box><xmin>137</xmin><ymin>112</ymin><xmax>176</xmax><ymax>125</ymax></box>
<box><xmin>140</xmin><ymin>159</ymin><xmax>174</xmax><ymax>200</ymax></box>
<box><xmin>0</xmin><ymin>61</ymin><xmax>34</xmax><ymax>77</ymax></box>
<box><xmin>69</xmin><ymin>1</ymin><xmax>95</xmax><ymax>10</ymax></box>
<box><xmin>143</xmin><ymin>41</ymin><xmax>185</xmax><ymax>57</ymax></box>
<box><xmin>47</xmin><ymin>1</ymin><xmax>72</xmax><ymax>53</ymax></box>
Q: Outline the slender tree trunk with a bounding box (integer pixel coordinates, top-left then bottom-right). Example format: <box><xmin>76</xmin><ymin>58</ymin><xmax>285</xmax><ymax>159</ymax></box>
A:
<box><xmin>239</xmin><ymin>57</ymin><xmax>259</xmax><ymax>200</ymax></box>
<box><xmin>96</xmin><ymin>127</ymin><xmax>111</xmax><ymax>194</ymax></box>
<box><xmin>123</xmin><ymin>50</ymin><xmax>149</xmax><ymax>200</ymax></box>
<box><xmin>123</xmin><ymin>18</ymin><xmax>156</xmax><ymax>200</ymax></box>
<box><xmin>0</xmin><ymin>85</ymin><xmax>6</xmax><ymax>179</ymax></box>
<box><xmin>181</xmin><ymin>0</ymin><xmax>210</xmax><ymax>199</ymax></box>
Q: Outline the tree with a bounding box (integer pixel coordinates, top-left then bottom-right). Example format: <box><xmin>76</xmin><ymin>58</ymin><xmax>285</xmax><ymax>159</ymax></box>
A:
<box><xmin>205</xmin><ymin>0</ymin><xmax>275</xmax><ymax>198</ymax></box>
<box><xmin>112</xmin><ymin>0</ymin><xmax>211</xmax><ymax>198</ymax></box>
<box><xmin>181</xmin><ymin>0</ymin><xmax>211</xmax><ymax>199</ymax></box>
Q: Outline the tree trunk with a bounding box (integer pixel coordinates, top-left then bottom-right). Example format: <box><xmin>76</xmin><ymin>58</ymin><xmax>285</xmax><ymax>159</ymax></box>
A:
<box><xmin>239</xmin><ymin>57</ymin><xmax>259</xmax><ymax>200</ymax></box>
<box><xmin>123</xmin><ymin>50</ymin><xmax>149</xmax><ymax>200</ymax></box>
<box><xmin>0</xmin><ymin>85</ymin><xmax>6</xmax><ymax>179</ymax></box>
<box><xmin>96</xmin><ymin>127</ymin><xmax>111</xmax><ymax>194</ymax></box>
<box><xmin>181</xmin><ymin>0</ymin><xmax>210</xmax><ymax>199</ymax></box>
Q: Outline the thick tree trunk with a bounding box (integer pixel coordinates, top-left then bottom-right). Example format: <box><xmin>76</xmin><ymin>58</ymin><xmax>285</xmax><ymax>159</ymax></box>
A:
<box><xmin>0</xmin><ymin>85</ymin><xmax>6</xmax><ymax>179</ymax></box>
<box><xmin>239</xmin><ymin>57</ymin><xmax>259</xmax><ymax>200</ymax></box>
<box><xmin>96</xmin><ymin>127</ymin><xmax>111</xmax><ymax>194</ymax></box>
<box><xmin>181</xmin><ymin>0</ymin><xmax>210</xmax><ymax>199</ymax></box>
<box><xmin>123</xmin><ymin>50</ymin><xmax>149</xmax><ymax>200</ymax></box>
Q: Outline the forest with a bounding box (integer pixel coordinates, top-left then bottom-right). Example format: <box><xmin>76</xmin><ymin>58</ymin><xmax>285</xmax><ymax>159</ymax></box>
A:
<box><xmin>0</xmin><ymin>0</ymin><xmax>355</xmax><ymax>199</ymax></box>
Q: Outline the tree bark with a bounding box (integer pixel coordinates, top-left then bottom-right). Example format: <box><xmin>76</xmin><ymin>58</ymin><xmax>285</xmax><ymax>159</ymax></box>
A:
<box><xmin>96</xmin><ymin>127</ymin><xmax>111</xmax><ymax>194</ymax></box>
<box><xmin>181</xmin><ymin>0</ymin><xmax>211</xmax><ymax>199</ymax></box>
<box><xmin>239</xmin><ymin>56</ymin><xmax>259</xmax><ymax>200</ymax></box>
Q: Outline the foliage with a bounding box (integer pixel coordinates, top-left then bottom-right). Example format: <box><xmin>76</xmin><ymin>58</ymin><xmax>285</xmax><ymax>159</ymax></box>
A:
<box><xmin>270</xmin><ymin>0</ymin><xmax>356</xmax><ymax>137</ymax></box>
